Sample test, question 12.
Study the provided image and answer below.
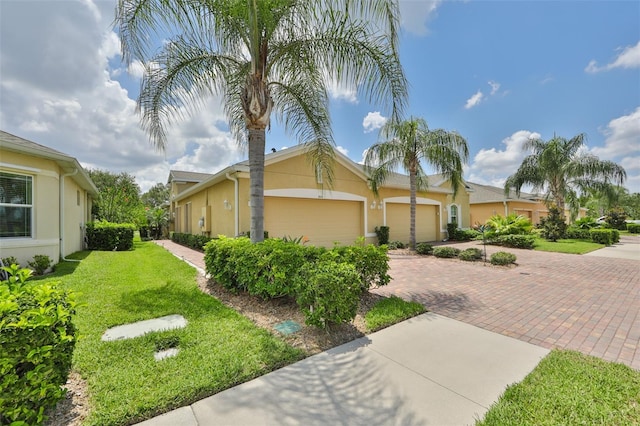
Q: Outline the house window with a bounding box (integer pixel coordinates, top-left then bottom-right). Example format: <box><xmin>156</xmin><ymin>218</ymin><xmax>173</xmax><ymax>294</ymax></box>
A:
<box><xmin>0</xmin><ymin>172</ymin><xmax>33</xmax><ymax>238</ymax></box>
<box><xmin>450</xmin><ymin>204</ymin><xmax>458</xmax><ymax>225</ymax></box>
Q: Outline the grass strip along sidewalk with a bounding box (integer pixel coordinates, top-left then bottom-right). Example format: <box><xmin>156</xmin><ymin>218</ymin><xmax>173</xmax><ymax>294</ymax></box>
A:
<box><xmin>41</xmin><ymin>241</ymin><xmax>303</xmax><ymax>425</ymax></box>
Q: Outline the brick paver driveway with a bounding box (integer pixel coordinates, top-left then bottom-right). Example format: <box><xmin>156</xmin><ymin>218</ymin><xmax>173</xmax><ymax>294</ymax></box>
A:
<box><xmin>374</xmin><ymin>237</ymin><xmax>640</xmax><ymax>370</ymax></box>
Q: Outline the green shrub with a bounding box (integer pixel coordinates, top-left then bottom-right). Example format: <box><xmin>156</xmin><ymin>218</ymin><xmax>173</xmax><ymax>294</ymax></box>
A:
<box><xmin>27</xmin><ymin>254</ymin><xmax>53</xmax><ymax>275</ymax></box>
<box><xmin>432</xmin><ymin>246</ymin><xmax>461</xmax><ymax>258</ymax></box>
<box><xmin>86</xmin><ymin>221</ymin><xmax>136</xmax><ymax>251</ymax></box>
<box><xmin>628</xmin><ymin>223</ymin><xmax>640</xmax><ymax>234</ymax></box>
<box><xmin>494</xmin><ymin>234</ymin><xmax>536</xmax><ymax>249</ymax></box>
<box><xmin>447</xmin><ymin>222</ymin><xmax>458</xmax><ymax>240</ymax></box>
<box><xmin>0</xmin><ymin>265</ymin><xmax>78</xmax><ymax>425</ymax></box>
<box><xmin>540</xmin><ymin>205</ymin><xmax>567</xmax><ymax>242</ymax></box>
<box><xmin>457</xmin><ymin>229</ymin><xmax>480</xmax><ymax>241</ymax></box>
<box><xmin>294</xmin><ymin>260</ymin><xmax>361</xmax><ymax>328</ymax></box>
<box><xmin>329</xmin><ymin>243</ymin><xmax>391</xmax><ymax>291</ymax></box>
<box><xmin>415</xmin><ymin>243</ymin><xmax>433</xmax><ymax>255</ymax></box>
<box><xmin>573</xmin><ymin>217</ymin><xmax>598</xmax><ymax>230</ymax></box>
<box><xmin>605</xmin><ymin>208</ymin><xmax>627</xmax><ymax>230</ymax></box>
<box><xmin>565</xmin><ymin>226</ymin><xmax>591</xmax><ymax>240</ymax></box>
<box><xmin>374</xmin><ymin>226</ymin><xmax>390</xmax><ymax>245</ymax></box>
<box><xmin>387</xmin><ymin>241</ymin><xmax>405</xmax><ymax>250</ymax></box>
<box><xmin>459</xmin><ymin>247</ymin><xmax>482</xmax><ymax>261</ymax></box>
<box><xmin>1</xmin><ymin>256</ymin><xmax>18</xmax><ymax>268</ymax></box>
<box><xmin>484</xmin><ymin>213</ymin><xmax>533</xmax><ymax>238</ymax></box>
<box><xmin>171</xmin><ymin>232</ymin><xmax>214</xmax><ymax>251</ymax></box>
<box><xmin>490</xmin><ymin>251</ymin><xmax>516</xmax><ymax>265</ymax></box>
<box><xmin>590</xmin><ymin>229</ymin><xmax>614</xmax><ymax>245</ymax></box>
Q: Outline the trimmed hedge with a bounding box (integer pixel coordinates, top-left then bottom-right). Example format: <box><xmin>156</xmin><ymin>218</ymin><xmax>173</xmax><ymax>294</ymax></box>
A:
<box><xmin>432</xmin><ymin>246</ymin><xmax>461</xmax><ymax>258</ymax></box>
<box><xmin>492</xmin><ymin>234</ymin><xmax>536</xmax><ymax>249</ymax></box>
<box><xmin>490</xmin><ymin>251</ymin><xmax>517</xmax><ymax>265</ymax></box>
<box><xmin>0</xmin><ymin>265</ymin><xmax>78</xmax><ymax>425</ymax></box>
<box><xmin>204</xmin><ymin>237</ymin><xmax>390</xmax><ymax>326</ymax></box>
<box><xmin>415</xmin><ymin>243</ymin><xmax>433</xmax><ymax>255</ymax></box>
<box><xmin>86</xmin><ymin>221</ymin><xmax>135</xmax><ymax>251</ymax></box>
<box><xmin>459</xmin><ymin>248</ymin><xmax>482</xmax><ymax>261</ymax></box>
<box><xmin>590</xmin><ymin>228</ymin><xmax>618</xmax><ymax>245</ymax></box>
<box><xmin>565</xmin><ymin>226</ymin><xmax>591</xmax><ymax>240</ymax></box>
<box><xmin>171</xmin><ymin>232</ymin><xmax>213</xmax><ymax>252</ymax></box>
<box><xmin>628</xmin><ymin>223</ymin><xmax>640</xmax><ymax>234</ymax></box>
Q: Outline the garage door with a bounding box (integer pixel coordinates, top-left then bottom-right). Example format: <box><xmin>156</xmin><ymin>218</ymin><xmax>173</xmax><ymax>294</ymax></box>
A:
<box><xmin>265</xmin><ymin>197</ymin><xmax>362</xmax><ymax>247</ymax></box>
<box><xmin>386</xmin><ymin>203</ymin><xmax>437</xmax><ymax>243</ymax></box>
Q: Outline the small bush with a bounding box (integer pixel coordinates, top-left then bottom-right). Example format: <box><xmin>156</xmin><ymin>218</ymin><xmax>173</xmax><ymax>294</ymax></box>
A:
<box><xmin>1</xmin><ymin>256</ymin><xmax>18</xmax><ymax>268</ymax></box>
<box><xmin>171</xmin><ymin>232</ymin><xmax>214</xmax><ymax>251</ymax></box>
<box><xmin>27</xmin><ymin>254</ymin><xmax>53</xmax><ymax>275</ymax></box>
<box><xmin>387</xmin><ymin>241</ymin><xmax>405</xmax><ymax>250</ymax></box>
<box><xmin>447</xmin><ymin>222</ymin><xmax>458</xmax><ymax>240</ymax></box>
<box><xmin>605</xmin><ymin>208</ymin><xmax>627</xmax><ymax>230</ymax></box>
<box><xmin>565</xmin><ymin>226</ymin><xmax>591</xmax><ymax>240</ymax></box>
<box><xmin>374</xmin><ymin>226</ymin><xmax>390</xmax><ymax>245</ymax></box>
<box><xmin>494</xmin><ymin>234</ymin><xmax>536</xmax><ymax>249</ymax></box>
<box><xmin>86</xmin><ymin>221</ymin><xmax>136</xmax><ymax>251</ymax></box>
<box><xmin>628</xmin><ymin>223</ymin><xmax>640</xmax><ymax>234</ymax></box>
<box><xmin>540</xmin><ymin>205</ymin><xmax>567</xmax><ymax>242</ymax></box>
<box><xmin>484</xmin><ymin>213</ymin><xmax>533</xmax><ymax>238</ymax></box>
<box><xmin>490</xmin><ymin>251</ymin><xmax>516</xmax><ymax>265</ymax></box>
<box><xmin>415</xmin><ymin>243</ymin><xmax>433</xmax><ymax>255</ymax></box>
<box><xmin>432</xmin><ymin>246</ymin><xmax>460</xmax><ymax>258</ymax></box>
<box><xmin>457</xmin><ymin>229</ymin><xmax>480</xmax><ymax>241</ymax></box>
<box><xmin>590</xmin><ymin>229</ymin><xmax>614</xmax><ymax>245</ymax></box>
<box><xmin>459</xmin><ymin>247</ymin><xmax>482</xmax><ymax>261</ymax></box>
<box><xmin>294</xmin><ymin>260</ymin><xmax>361</xmax><ymax>328</ymax></box>
<box><xmin>0</xmin><ymin>265</ymin><xmax>78</xmax><ymax>425</ymax></box>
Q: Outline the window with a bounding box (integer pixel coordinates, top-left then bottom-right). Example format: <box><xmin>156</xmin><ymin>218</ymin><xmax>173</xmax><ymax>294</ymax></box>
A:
<box><xmin>449</xmin><ymin>205</ymin><xmax>458</xmax><ymax>225</ymax></box>
<box><xmin>0</xmin><ymin>172</ymin><xmax>33</xmax><ymax>238</ymax></box>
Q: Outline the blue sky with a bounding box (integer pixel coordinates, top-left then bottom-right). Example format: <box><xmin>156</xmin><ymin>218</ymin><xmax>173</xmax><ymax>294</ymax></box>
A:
<box><xmin>1</xmin><ymin>0</ymin><xmax>639</xmax><ymax>193</ymax></box>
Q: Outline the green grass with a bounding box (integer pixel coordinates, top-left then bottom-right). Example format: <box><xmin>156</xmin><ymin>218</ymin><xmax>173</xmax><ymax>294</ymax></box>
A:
<box><xmin>477</xmin><ymin>350</ymin><xmax>640</xmax><ymax>425</ymax></box>
<box><xmin>365</xmin><ymin>296</ymin><xmax>426</xmax><ymax>331</ymax></box>
<box><xmin>533</xmin><ymin>237</ymin><xmax>604</xmax><ymax>254</ymax></box>
<box><xmin>41</xmin><ymin>241</ymin><xmax>303</xmax><ymax>425</ymax></box>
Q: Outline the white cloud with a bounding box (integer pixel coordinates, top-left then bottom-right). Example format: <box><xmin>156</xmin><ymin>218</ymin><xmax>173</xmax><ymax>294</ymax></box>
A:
<box><xmin>464</xmin><ymin>90</ymin><xmax>484</xmax><ymax>109</ymax></box>
<box><xmin>585</xmin><ymin>40</ymin><xmax>640</xmax><ymax>73</ymax></box>
<box><xmin>0</xmin><ymin>0</ymin><xmax>241</xmax><ymax>193</ymax></box>
<box><xmin>468</xmin><ymin>130</ymin><xmax>540</xmax><ymax>182</ymax></box>
<box><xmin>327</xmin><ymin>81</ymin><xmax>358</xmax><ymax>104</ymax></box>
<box><xmin>362</xmin><ymin>111</ymin><xmax>387</xmax><ymax>133</ymax></box>
<box><xmin>336</xmin><ymin>145</ymin><xmax>349</xmax><ymax>156</ymax></box>
<box><xmin>399</xmin><ymin>0</ymin><xmax>443</xmax><ymax>36</ymax></box>
<box><xmin>127</xmin><ymin>60</ymin><xmax>146</xmax><ymax>79</ymax></box>
<box><xmin>592</xmin><ymin>107</ymin><xmax>640</xmax><ymax>160</ymax></box>
<box><xmin>488</xmin><ymin>81</ymin><xmax>500</xmax><ymax>95</ymax></box>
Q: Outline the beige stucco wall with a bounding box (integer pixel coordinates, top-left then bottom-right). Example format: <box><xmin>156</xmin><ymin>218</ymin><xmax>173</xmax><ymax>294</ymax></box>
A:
<box><xmin>1</xmin><ymin>149</ymin><xmax>92</xmax><ymax>266</ymax></box>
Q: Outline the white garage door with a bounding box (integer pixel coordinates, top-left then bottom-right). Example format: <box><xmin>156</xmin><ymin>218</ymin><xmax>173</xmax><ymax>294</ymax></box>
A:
<box><xmin>265</xmin><ymin>197</ymin><xmax>362</xmax><ymax>247</ymax></box>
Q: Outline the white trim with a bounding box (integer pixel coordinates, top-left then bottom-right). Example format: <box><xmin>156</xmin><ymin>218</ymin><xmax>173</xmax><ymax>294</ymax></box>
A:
<box><xmin>0</xmin><ymin>162</ymin><xmax>42</xmax><ymax>173</ymax></box>
<box><xmin>446</xmin><ymin>203</ymin><xmax>462</xmax><ymax>224</ymax></box>
<box><xmin>264</xmin><ymin>188</ymin><xmax>368</xmax><ymax>238</ymax></box>
<box><xmin>0</xmin><ymin>238</ymin><xmax>58</xmax><ymax>248</ymax></box>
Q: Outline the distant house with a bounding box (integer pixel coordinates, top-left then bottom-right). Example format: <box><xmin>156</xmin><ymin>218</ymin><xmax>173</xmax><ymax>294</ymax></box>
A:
<box><xmin>168</xmin><ymin>145</ymin><xmax>471</xmax><ymax>247</ymax></box>
<box><xmin>0</xmin><ymin>130</ymin><xmax>98</xmax><ymax>266</ymax></box>
<box><xmin>467</xmin><ymin>181</ymin><xmax>586</xmax><ymax>226</ymax></box>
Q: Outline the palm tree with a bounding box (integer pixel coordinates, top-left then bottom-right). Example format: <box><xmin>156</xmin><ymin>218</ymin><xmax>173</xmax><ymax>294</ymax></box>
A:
<box><xmin>365</xmin><ymin>117</ymin><xmax>469</xmax><ymax>250</ymax></box>
<box><xmin>115</xmin><ymin>0</ymin><xmax>407</xmax><ymax>242</ymax></box>
<box><xmin>505</xmin><ymin>133</ymin><xmax>626</xmax><ymax>220</ymax></box>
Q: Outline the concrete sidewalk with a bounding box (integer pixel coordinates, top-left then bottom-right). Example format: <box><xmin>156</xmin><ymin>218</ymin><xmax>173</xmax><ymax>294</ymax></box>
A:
<box><xmin>137</xmin><ymin>313</ymin><xmax>548</xmax><ymax>426</ymax></box>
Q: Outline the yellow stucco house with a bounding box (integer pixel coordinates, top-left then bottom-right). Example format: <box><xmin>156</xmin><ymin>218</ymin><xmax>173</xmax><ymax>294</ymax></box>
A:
<box><xmin>168</xmin><ymin>145</ymin><xmax>471</xmax><ymax>247</ymax></box>
<box><xmin>0</xmin><ymin>130</ymin><xmax>98</xmax><ymax>266</ymax></box>
<box><xmin>467</xmin><ymin>181</ymin><xmax>586</xmax><ymax>226</ymax></box>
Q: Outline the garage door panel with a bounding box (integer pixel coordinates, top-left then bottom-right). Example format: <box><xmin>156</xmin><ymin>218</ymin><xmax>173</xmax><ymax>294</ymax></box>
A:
<box><xmin>386</xmin><ymin>204</ymin><xmax>437</xmax><ymax>243</ymax></box>
<box><xmin>265</xmin><ymin>197</ymin><xmax>362</xmax><ymax>247</ymax></box>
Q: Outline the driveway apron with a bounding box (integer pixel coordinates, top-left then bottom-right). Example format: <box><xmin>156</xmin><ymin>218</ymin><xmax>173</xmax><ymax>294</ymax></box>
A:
<box><xmin>375</xmin><ymin>237</ymin><xmax>640</xmax><ymax>370</ymax></box>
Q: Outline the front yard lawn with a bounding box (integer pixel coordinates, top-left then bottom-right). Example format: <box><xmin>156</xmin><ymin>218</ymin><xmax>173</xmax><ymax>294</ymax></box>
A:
<box><xmin>533</xmin><ymin>237</ymin><xmax>604</xmax><ymax>254</ymax></box>
<box><xmin>478</xmin><ymin>350</ymin><xmax>640</xmax><ymax>425</ymax></box>
<box><xmin>42</xmin><ymin>241</ymin><xmax>304</xmax><ymax>425</ymax></box>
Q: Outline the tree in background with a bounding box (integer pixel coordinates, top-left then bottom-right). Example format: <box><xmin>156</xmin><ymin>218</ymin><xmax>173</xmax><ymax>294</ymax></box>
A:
<box><xmin>365</xmin><ymin>117</ymin><xmax>468</xmax><ymax>250</ymax></box>
<box><xmin>88</xmin><ymin>170</ymin><xmax>143</xmax><ymax>224</ymax></box>
<box><xmin>116</xmin><ymin>0</ymin><xmax>407</xmax><ymax>243</ymax></box>
<box><xmin>141</xmin><ymin>183</ymin><xmax>170</xmax><ymax>209</ymax></box>
<box><xmin>505</xmin><ymin>133</ymin><xmax>626</xmax><ymax>220</ymax></box>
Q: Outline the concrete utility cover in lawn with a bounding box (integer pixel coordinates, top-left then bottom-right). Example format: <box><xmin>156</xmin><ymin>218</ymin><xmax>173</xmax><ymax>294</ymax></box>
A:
<box><xmin>101</xmin><ymin>314</ymin><xmax>187</xmax><ymax>341</ymax></box>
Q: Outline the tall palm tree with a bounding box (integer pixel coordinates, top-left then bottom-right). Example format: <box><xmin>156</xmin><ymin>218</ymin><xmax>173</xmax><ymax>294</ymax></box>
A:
<box><xmin>115</xmin><ymin>0</ymin><xmax>407</xmax><ymax>242</ymax></box>
<box><xmin>365</xmin><ymin>117</ymin><xmax>469</xmax><ymax>250</ymax></box>
<box><xmin>505</xmin><ymin>133</ymin><xmax>626</xmax><ymax>219</ymax></box>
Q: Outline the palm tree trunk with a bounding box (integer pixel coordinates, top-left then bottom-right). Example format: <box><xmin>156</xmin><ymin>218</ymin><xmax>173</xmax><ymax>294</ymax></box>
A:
<box><xmin>248</xmin><ymin>128</ymin><xmax>266</xmax><ymax>243</ymax></box>
<box><xmin>409</xmin><ymin>170</ymin><xmax>417</xmax><ymax>250</ymax></box>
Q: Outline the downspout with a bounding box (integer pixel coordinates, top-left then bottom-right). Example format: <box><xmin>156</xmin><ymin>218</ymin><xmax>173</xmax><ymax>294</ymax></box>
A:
<box><xmin>503</xmin><ymin>200</ymin><xmax>508</xmax><ymax>216</ymax></box>
<box><xmin>225</xmin><ymin>172</ymin><xmax>239</xmax><ymax>237</ymax></box>
<box><xmin>60</xmin><ymin>169</ymin><xmax>81</xmax><ymax>262</ymax></box>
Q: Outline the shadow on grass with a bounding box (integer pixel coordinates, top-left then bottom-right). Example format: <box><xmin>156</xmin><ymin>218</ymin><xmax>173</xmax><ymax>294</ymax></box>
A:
<box><xmin>29</xmin><ymin>250</ymin><xmax>92</xmax><ymax>281</ymax></box>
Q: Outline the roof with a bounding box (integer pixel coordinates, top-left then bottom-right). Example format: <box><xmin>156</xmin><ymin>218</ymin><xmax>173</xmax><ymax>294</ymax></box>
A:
<box><xmin>0</xmin><ymin>130</ymin><xmax>98</xmax><ymax>196</ymax></box>
<box><xmin>467</xmin><ymin>181</ymin><xmax>539</xmax><ymax>204</ymax></box>
<box><xmin>172</xmin><ymin>144</ymin><xmax>465</xmax><ymax>202</ymax></box>
<box><xmin>168</xmin><ymin>170</ymin><xmax>213</xmax><ymax>184</ymax></box>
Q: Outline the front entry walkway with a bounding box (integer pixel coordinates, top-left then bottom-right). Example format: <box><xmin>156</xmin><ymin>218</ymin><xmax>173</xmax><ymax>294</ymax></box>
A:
<box><xmin>375</xmin><ymin>237</ymin><xmax>640</xmax><ymax>370</ymax></box>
